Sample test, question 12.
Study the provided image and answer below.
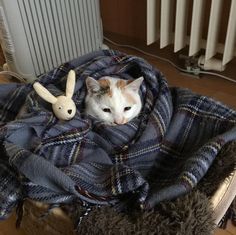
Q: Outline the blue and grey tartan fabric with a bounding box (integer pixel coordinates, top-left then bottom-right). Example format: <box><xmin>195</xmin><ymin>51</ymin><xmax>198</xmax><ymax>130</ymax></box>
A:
<box><xmin>1</xmin><ymin>49</ymin><xmax>236</xmax><ymax>219</ymax></box>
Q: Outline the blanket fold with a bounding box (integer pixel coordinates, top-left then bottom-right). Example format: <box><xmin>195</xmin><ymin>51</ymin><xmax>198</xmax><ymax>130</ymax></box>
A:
<box><xmin>0</xmin><ymin>49</ymin><xmax>236</xmax><ymax>219</ymax></box>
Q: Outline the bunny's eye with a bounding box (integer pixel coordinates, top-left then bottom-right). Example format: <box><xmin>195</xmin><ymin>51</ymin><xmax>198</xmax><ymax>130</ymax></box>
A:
<box><xmin>58</xmin><ymin>106</ymin><xmax>62</xmax><ymax>110</ymax></box>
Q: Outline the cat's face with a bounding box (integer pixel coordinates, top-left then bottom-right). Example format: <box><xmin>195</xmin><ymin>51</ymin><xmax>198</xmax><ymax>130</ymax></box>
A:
<box><xmin>85</xmin><ymin>76</ymin><xmax>143</xmax><ymax>125</ymax></box>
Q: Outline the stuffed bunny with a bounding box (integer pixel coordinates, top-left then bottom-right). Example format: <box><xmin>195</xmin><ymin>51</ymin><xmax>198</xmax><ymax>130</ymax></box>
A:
<box><xmin>33</xmin><ymin>70</ymin><xmax>76</xmax><ymax>121</ymax></box>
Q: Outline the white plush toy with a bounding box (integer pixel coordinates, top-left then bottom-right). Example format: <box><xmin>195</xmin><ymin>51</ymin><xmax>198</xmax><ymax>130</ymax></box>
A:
<box><xmin>33</xmin><ymin>70</ymin><xmax>76</xmax><ymax>121</ymax></box>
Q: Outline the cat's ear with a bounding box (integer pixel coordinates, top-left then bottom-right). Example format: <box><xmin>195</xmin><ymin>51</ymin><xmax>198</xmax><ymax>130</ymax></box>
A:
<box><xmin>126</xmin><ymin>76</ymin><xmax>144</xmax><ymax>92</ymax></box>
<box><xmin>86</xmin><ymin>77</ymin><xmax>100</xmax><ymax>93</ymax></box>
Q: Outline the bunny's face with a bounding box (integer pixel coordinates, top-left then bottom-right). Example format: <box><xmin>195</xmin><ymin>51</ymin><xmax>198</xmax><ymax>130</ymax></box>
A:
<box><xmin>52</xmin><ymin>96</ymin><xmax>76</xmax><ymax>120</ymax></box>
<box><xmin>33</xmin><ymin>70</ymin><xmax>77</xmax><ymax>121</ymax></box>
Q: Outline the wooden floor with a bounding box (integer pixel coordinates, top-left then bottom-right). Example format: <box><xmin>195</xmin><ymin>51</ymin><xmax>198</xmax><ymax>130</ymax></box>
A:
<box><xmin>0</xmin><ymin>44</ymin><xmax>236</xmax><ymax>234</ymax></box>
<box><xmin>0</xmin><ymin>214</ymin><xmax>25</xmax><ymax>235</ymax></box>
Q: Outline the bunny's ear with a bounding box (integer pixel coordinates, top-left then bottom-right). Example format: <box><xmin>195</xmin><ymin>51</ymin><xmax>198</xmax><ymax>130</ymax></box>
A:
<box><xmin>33</xmin><ymin>82</ymin><xmax>57</xmax><ymax>104</ymax></box>
<box><xmin>66</xmin><ymin>70</ymin><xmax>76</xmax><ymax>98</ymax></box>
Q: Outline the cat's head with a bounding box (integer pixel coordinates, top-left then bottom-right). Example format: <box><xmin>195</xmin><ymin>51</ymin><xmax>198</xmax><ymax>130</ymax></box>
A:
<box><xmin>85</xmin><ymin>76</ymin><xmax>143</xmax><ymax>125</ymax></box>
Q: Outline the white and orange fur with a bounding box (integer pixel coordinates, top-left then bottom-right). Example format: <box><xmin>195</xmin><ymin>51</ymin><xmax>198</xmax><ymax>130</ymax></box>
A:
<box><xmin>85</xmin><ymin>76</ymin><xmax>143</xmax><ymax>125</ymax></box>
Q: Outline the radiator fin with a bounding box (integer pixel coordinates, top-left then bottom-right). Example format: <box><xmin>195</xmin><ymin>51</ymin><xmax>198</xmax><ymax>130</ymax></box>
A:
<box><xmin>31</xmin><ymin>0</ymin><xmax>50</xmax><ymax>72</ymax></box>
<box><xmin>73</xmin><ymin>0</ymin><xmax>85</xmax><ymax>55</ymax></box>
<box><xmin>160</xmin><ymin>0</ymin><xmax>174</xmax><ymax>48</ymax></box>
<box><xmin>69</xmin><ymin>0</ymin><xmax>81</xmax><ymax>57</ymax></box>
<box><xmin>205</xmin><ymin>0</ymin><xmax>222</xmax><ymax>60</ymax></box>
<box><xmin>18</xmin><ymin>1</ymin><xmax>38</xmax><ymax>75</ymax></box>
<box><xmin>42</xmin><ymin>1</ymin><xmax>61</xmax><ymax>67</ymax></box>
<box><xmin>78</xmin><ymin>0</ymin><xmax>89</xmax><ymax>53</ymax></box>
<box><xmin>147</xmin><ymin>0</ymin><xmax>160</xmax><ymax>45</ymax></box>
<box><xmin>35</xmin><ymin>0</ymin><xmax>53</xmax><ymax>71</ymax></box>
<box><xmin>174</xmin><ymin>0</ymin><xmax>188</xmax><ymax>52</ymax></box>
<box><xmin>189</xmin><ymin>0</ymin><xmax>206</xmax><ymax>56</ymax></box>
<box><xmin>223</xmin><ymin>0</ymin><xmax>236</xmax><ymax>66</ymax></box>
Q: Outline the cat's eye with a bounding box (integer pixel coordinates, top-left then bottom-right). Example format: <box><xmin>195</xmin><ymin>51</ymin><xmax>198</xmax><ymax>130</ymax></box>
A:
<box><xmin>103</xmin><ymin>108</ymin><xmax>111</xmax><ymax>113</ymax></box>
<box><xmin>124</xmin><ymin>106</ymin><xmax>131</xmax><ymax>111</ymax></box>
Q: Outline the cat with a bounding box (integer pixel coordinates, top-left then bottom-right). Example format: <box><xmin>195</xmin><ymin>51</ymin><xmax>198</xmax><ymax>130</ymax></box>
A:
<box><xmin>85</xmin><ymin>76</ymin><xmax>143</xmax><ymax>125</ymax></box>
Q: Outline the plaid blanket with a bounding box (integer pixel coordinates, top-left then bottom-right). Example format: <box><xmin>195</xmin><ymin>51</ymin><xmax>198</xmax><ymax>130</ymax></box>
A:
<box><xmin>1</xmin><ymin>49</ymin><xmax>236</xmax><ymax>219</ymax></box>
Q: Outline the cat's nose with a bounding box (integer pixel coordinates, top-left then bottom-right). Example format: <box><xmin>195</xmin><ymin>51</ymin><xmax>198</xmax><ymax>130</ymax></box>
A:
<box><xmin>68</xmin><ymin>109</ymin><xmax>72</xmax><ymax>114</ymax></box>
<box><xmin>114</xmin><ymin>117</ymin><xmax>127</xmax><ymax>125</ymax></box>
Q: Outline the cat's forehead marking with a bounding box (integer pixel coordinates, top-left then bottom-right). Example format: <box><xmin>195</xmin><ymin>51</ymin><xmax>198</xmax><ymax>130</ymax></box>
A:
<box><xmin>116</xmin><ymin>79</ymin><xmax>127</xmax><ymax>89</ymax></box>
<box><xmin>98</xmin><ymin>79</ymin><xmax>110</xmax><ymax>88</ymax></box>
<box><xmin>98</xmin><ymin>79</ymin><xmax>112</xmax><ymax>97</ymax></box>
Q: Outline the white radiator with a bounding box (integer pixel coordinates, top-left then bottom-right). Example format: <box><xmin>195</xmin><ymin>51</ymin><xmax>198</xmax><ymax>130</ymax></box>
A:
<box><xmin>147</xmin><ymin>0</ymin><xmax>236</xmax><ymax>71</ymax></box>
<box><xmin>0</xmin><ymin>0</ymin><xmax>103</xmax><ymax>81</ymax></box>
